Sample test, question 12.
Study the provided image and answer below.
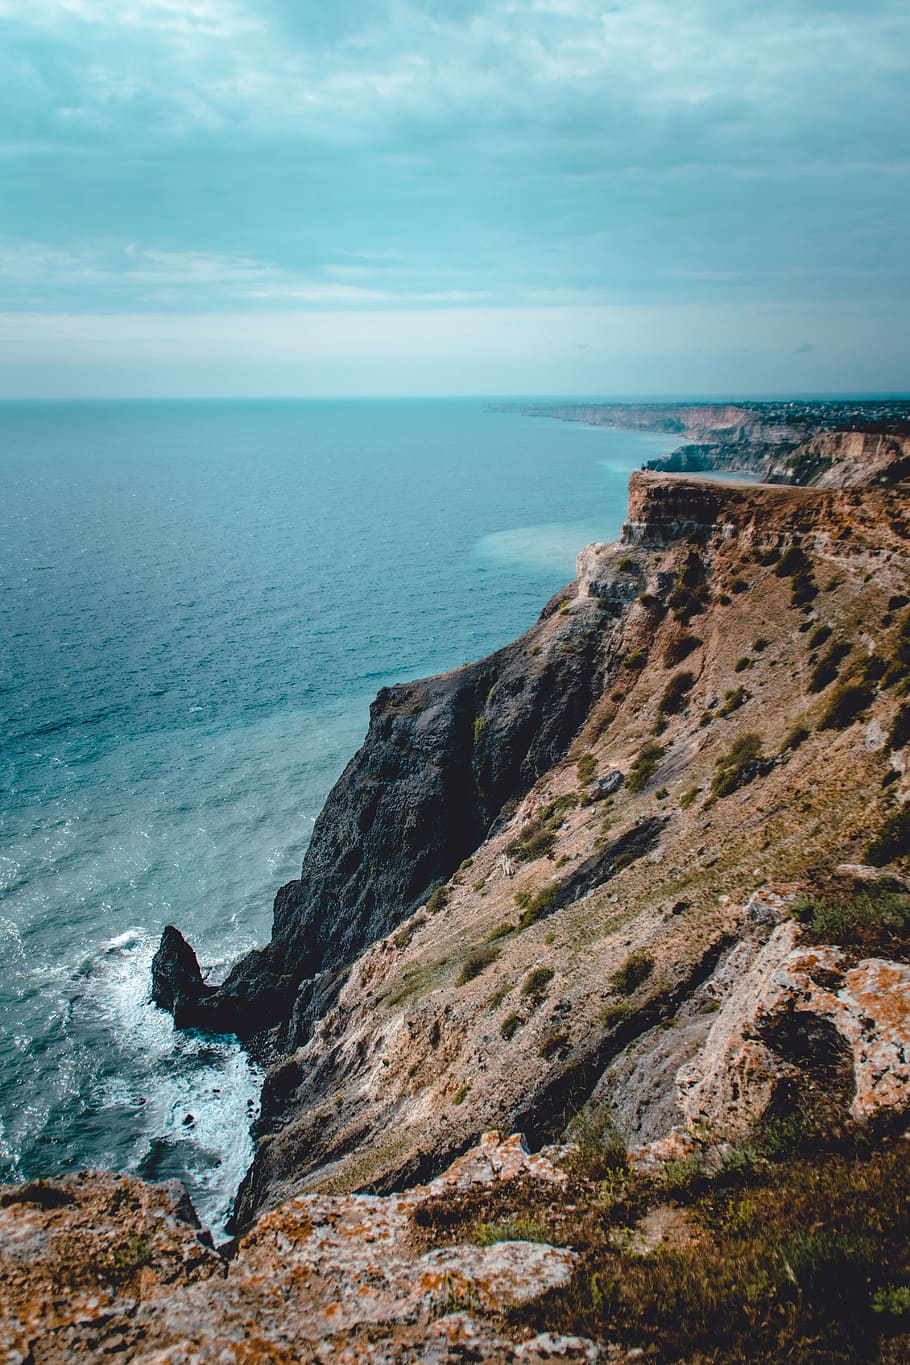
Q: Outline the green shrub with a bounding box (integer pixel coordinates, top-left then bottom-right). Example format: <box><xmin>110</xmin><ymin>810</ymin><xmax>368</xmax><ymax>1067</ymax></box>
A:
<box><xmin>600</xmin><ymin>1001</ymin><xmax>631</xmax><ymax>1028</ymax></box>
<box><xmin>729</xmin><ymin>577</ymin><xmax>749</xmax><ymax>594</ymax></box>
<box><xmin>610</xmin><ymin>949</ymin><xmax>654</xmax><ymax>995</ymax></box>
<box><xmin>711</xmin><ymin>733</ymin><xmax>763</xmax><ymax>799</ymax></box>
<box><xmin>576</xmin><ymin>752</ymin><xmax>597</xmax><ymax>785</ymax></box>
<box><xmin>617</xmin><ymin>556</ymin><xmax>637</xmax><ymax>573</ymax></box>
<box><xmin>485</xmin><ymin>921</ymin><xmax>516</xmax><ymax>943</ymax></box>
<box><xmin>679</xmin><ymin>785</ymin><xmax>701</xmax><ymax>809</ymax></box>
<box><xmin>733</xmin><ymin>656</ymin><xmax>752</xmax><ymax>673</ymax></box>
<box><xmin>426</xmin><ymin>885</ymin><xmax>449</xmax><ymax>914</ymax></box>
<box><xmin>565</xmin><ymin>1109</ymin><xmax>627</xmax><ymax>1180</ymax></box>
<box><xmin>500</xmin><ymin>1011</ymin><xmax>523</xmax><ymax>1040</ymax></box>
<box><xmin>452</xmin><ymin>1083</ymin><xmax>470</xmax><ymax>1105</ymax></box>
<box><xmin>718</xmin><ymin>686</ymin><xmax>751</xmax><ymax>717</ymax></box>
<box><xmin>472</xmin><ymin>714</ymin><xmax>487</xmax><ymax>745</ymax></box>
<box><xmin>638</xmin><ymin>592</ymin><xmax>664</xmax><ymax>614</ymax></box>
<box><xmin>659</xmin><ymin>671</ymin><xmax>696</xmax><ymax>715</ymax></box>
<box><xmin>624</xmin><ymin>649</ymin><xmax>647</xmax><ymax>670</ymax></box>
<box><xmin>626</xmin><ymin>741</ymin><xmax>664</xmax><ymax>793</ymax></box>
<box><xmin>817</xmin><ymin>680</ymin><xmax>874</xmax><ymax>731</ymax></box>
<box><xmin>872</xmin><ymin>1284</ymin><xmax>910</xmax><ymax>1317</ymax></box>
<box><xmin>791</xmin><ymin>883</ymin><xmax>910</xmax><ymax>951</ymax></box>
<box><xmin>509</xmin><ymin>794</ymin><xmax>578</xmax><ymax>863</ymax></box>
<box><xmin>456</xmin><ymin>943</ymin><xmax>501</xmax><ymax>986</ymax></box>
<box><xmin>517</xmin><ymin>882</ymin><xmax>561</xmax><ymax>929</ymax></box>
<box><xmin>663</xmin><ymin>634</ymin><xmax>701</xmax><ymax>667</ymax></box>
<box><xmin>752</xmin><ymin>636</ymin><xmax>769</xmax><ymax>651</ymax></box>
<box><xmin>521</xmin><ymin>966</ymin><xmax>554</xmax><ymax>1000</ymax></box>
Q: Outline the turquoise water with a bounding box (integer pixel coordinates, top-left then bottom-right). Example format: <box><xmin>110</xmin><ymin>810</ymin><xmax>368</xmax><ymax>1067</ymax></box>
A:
<box><xmin>0</xmin><ymin>399</ymin><xmax>677</xmax><ymax>1233</ymax></box>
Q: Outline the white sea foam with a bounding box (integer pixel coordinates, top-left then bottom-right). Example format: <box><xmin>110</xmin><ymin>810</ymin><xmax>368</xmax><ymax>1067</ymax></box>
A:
<box><xmin>80</xmin><ymin>929</ymin><xmax>262</xmax><ymax>1240</ymax></box>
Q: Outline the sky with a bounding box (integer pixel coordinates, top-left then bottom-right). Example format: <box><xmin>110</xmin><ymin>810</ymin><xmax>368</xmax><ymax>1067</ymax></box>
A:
<box><xmin>1</xmin><ymin>0</ymin><xmax>908</xmax><ymax>397</ymax></box>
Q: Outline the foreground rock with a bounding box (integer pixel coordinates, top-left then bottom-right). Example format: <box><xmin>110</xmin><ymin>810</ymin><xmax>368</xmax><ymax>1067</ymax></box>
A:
<box><xmin>0</xmin><ymin>1135</ymin><xmax>614</xmax><ymax>1364</ymax></box>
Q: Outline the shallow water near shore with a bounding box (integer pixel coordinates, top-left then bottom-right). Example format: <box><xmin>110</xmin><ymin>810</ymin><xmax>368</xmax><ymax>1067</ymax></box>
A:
<box><xmin>0</xmin><ymin>399</ymin><xmax>678</xmax><ymax>1234</ymax></box>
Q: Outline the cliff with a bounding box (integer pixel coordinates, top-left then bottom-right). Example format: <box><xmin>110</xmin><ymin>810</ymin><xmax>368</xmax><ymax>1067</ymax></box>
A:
<box><xmin>7</xmin><ymin>416</ymin><xmax>910</xmax><ymax>1361</ymax></box>
<box><xmin>212</xmin><ymin>471</ymin><xmax>910</xmax><ymax>1232</ymax></box>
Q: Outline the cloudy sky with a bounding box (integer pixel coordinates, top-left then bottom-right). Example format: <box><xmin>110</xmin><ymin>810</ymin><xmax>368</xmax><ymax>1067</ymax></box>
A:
<box><xmin>1</xmin><ymin>0</ymin><xmax>908</xmax><ymax>396</ymax></box>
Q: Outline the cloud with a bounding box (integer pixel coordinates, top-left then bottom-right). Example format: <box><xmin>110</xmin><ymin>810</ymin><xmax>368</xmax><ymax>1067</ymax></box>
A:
<box><xmin>0</xmin><ymin>1</ymin><xmax>907</xmax><ymax>391</ymax></box>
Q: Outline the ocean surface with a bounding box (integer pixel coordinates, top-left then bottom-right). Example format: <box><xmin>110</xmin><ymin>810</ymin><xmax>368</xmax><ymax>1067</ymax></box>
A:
<box><xmin>0</xmin><ymin>399</ymin><xmax>678</xmax><ymax>1235</ymax></box>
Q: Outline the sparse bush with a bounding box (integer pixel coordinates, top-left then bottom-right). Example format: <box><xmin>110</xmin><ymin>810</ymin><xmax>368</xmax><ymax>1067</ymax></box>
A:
<box><xmin>610</xmin><ymin>949</ymin><xmax>654</xmax><ymax>995</ymax></box>
<box><xmin>718</xmin><ymin>685</ymin><xmax>751</xmax><ymax>716</ymax></box>
<box><xmin>474</xmin><ymin>1216</ymin><xmax>550</xmax><ymax>1246</ymax></box>
<box><xmin>638</xmin><ymin>592</ymin><xmax>665</xmax><ymax>614</ymax></box>
<box><xmin>517</xmin><ymin>882</ymin><xmax>561</xmax><ymax>930</ymax></box>
<box><xmin>729</xmin><ymin>577</ymin><xmax>749</xmax><ymax>594</ymax></box>
<box><xmin>659</xmin><ymin>670</ymin><xmax>696</xmax><ymax>715</ymax></box>
<box><xmin>565</xmin><ymin>1109</ymin><xmax>627</xmax><ymax>1180</ymax></box>
<box><xmin>456</xmin><ymin>943</ymin><xmax>501</xmax><ymax>986</ymax></box>
<box><xmin>791</xmin><ymin>881</ymin><xmax>910</xmax><ymax>952</ymax></box>
<box><xmin>485</xmin><ymin>921</ymin><xmax>515</xmax><ymax>943</ymax></box>
<box><xmin>452</xmin><ymin>1083</ymin><xmax>470</xmax><ymax>1105</ymax></box>
<box><xmin>624</xmin><ymin>649</ymin><xmax>647</xmax><ymax>670</ymax></box>
<box><xmin>521</xmin><ymin>966</ymin><xmax>554</xmax><ymax>1000</ymax></box>
<box><xmin>808</xmin><ymin>640</ymin><xmax>852</xmax><ymax>692</ymax></box>
<box><xmin>472</xmin><ymin>715</ymin><xmax>487</xmax><ymax>745</ymax></box>
<box><xmin>576</xmin><ymin>752</ymin><xmax>597</xmax><ymax>785</ymax></box>
<box><xmin>817</xmin><ymin>680</ymin><xmax>874</xmax><ymax>731</ymax></box>
<box><xmin>781</xmin><ymin>724</ymin><xmax>809</xmax><ymax>753</ymax></box>
<box><xmin>668</xmin><ymin>553</ymin><xmax>708</xmax><ymax>621</ymax></box>
<box><xmin>790</xmin><ymin>568</ymin><xmax>818</xmax><ymax>606</ymax></box>
<box><xmin>426</xmin><ymin>885</ymin><xmax>449</xmax><ymax>914</ymax></box>
<box><xmin>617</xmin><ymin>556</ymin><xmax>637</xmax><ymax>573</ymax></box>
<box><xmin>663</xmin><ymin>634</ymin><xmax>702</xmax><ymax>667</ymax></box>
<box><xmin>752</xmin><ymin>636</ymin><xmax>770</xmax><ymax>651</ymax></box>
<box><xmin>509</xmin><ymin>794</ymin><xmax>579</xmax><ymax>863</ymax></box>
<box><xmin>600</xmin><ymin>1001</ymin><xmax>631</xmax><ymax>1028</ymax></box>
<box><xmin>711</xmin><ymin>732</ymin><xmax>763</xmax><ymax>799</ymax></box>
<box><xmin>733</xmin><ymin>656</ymin><xmax>752</xmax><ymax>672</ymax></box>
<box><xmin>500</xmin><ymin>1011</ymin><xmax>522</xmax><ymax>1040</ymax></box>
<box><xmin>626</xmin><ymin>741</ymin><xmax>664</xmax><ymax>793</ymax></box>
<box><xmin>679</xmin><ymin>786</ymin><xmax>701</xmax><ymax>809</ymax></box>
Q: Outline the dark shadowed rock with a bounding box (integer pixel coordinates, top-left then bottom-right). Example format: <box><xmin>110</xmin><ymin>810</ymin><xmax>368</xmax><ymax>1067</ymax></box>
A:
<box><xmin>150</xmin><ymin>925</ymin><xmax>216</xmax><ymax>1027</ymax></box>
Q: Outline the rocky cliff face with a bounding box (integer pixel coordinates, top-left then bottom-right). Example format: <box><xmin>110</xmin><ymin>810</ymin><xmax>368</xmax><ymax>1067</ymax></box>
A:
<box><xmin>153</xmin><ymin>582</ymin><xmax>610</xmax><ymax>1051</ymax></box>
<box><xmin>202</xmin><ymin>471</ymin><xmax>909</xmax><ymax>1230</ymax></box>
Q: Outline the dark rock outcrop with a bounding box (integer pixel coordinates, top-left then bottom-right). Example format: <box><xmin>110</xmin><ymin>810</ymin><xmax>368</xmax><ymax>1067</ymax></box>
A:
<box><xmin>150</xmin><ymin>925</ymin><xmax>216</xmax><ymax>1027</ymax></box>
<box><xmin>153</xmin><ymin>589</ymin><xmax>607</xmax><ymax>1051</ymax></box>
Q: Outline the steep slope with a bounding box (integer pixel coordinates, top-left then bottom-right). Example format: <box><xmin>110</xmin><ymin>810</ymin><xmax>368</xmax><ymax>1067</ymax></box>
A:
<box><xmin>153</xmin><ymin>581</ymin><xmax>611</xmax><ymax>1050</ymax></box>
<box><xmin>212</xmin><ymin>472</ymin><xmax>910</xmax><ymax>1228</ymax></box>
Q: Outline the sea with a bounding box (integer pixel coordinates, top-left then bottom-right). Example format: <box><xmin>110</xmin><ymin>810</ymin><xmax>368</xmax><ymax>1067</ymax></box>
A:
<box><xmin>0</xmin><ymin>398</ymin><xmax>678</xmax><ymax>1236</ymax></box>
